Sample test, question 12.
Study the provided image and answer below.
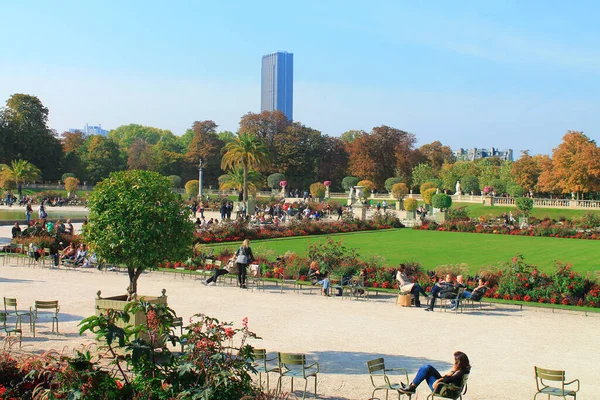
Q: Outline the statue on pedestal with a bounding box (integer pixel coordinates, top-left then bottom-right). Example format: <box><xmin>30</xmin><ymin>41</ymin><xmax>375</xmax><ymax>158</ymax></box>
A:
<box><xmin>455</xmin><ymin>181</ymin><xmax>461</xmax><ymax>196</ymax></box>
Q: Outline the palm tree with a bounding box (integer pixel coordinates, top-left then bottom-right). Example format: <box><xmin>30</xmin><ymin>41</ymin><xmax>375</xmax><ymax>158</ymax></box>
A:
<box><xmin>0</xmin><ymin>159</ymin><xmax>41</xmax><ymax>196</ymax></box>
<box><xmin>221</xmin><ymin>132</ymin><xmax>271</xmax><ymax>202</ymax></box>
<box><xmin>218</xmin><ymin>167</ymin><xmax>263</xmax><ymax>194</ymax></box>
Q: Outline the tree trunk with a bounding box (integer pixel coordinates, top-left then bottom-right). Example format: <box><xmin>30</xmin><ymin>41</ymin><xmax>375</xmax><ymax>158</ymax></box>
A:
<box><xmin>17</xmin><ymin>183</ymin><xmax>22</xmax><ymax>197</ymax></box>
<box><xmin>127</xmin><ymin>267</ymin><xmax>144</xmax><ymax>301</ymax></box>
<box><xmin>243</xmin><ymin>163</ymin><xmax>248</xmax><ymax>203</ymax></box>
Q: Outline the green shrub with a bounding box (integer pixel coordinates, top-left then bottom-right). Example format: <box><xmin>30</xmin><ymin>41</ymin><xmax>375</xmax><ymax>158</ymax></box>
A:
<box><xmin>404</xmin><ymin>198</ymin><xmax>418</xmax><ymax>211</ymax></box>
<box><xmin>431</xmin><ymin>193</ymin><xmax>452</xmax><ymax>210</ymax></box>
<box><xmin>267</xmin><ymin>173</ymin><xmax>286</xmax><ymax>189</ymax></box>
<box><xmin>508</xmin><ymin>183</ymin><xmax>525</xmax><ymax>197</ymax></box>
<box><xmin>342</xmin><ymin>176</ymin><xmax>360</xmax><ymax>191</ymax></box>
<box><xmin>420</xmin><ymin>181</ymin><xmax>439</xmax><ymax>194</ymax></box>
<box><xmin>515</xmin><ymin>197</ymin><xmax>534</xmax><ymax>216</ymax></box>
<box><xmin>385</xmin><ymin>177</ymin><xmax>404</xmax><ymax>192</ymax></box>
<box><xmin>422</xmin><ymin>188</ymin><xmax>438</xmax><ymax>205</ymax></box>
<box><xmin>309</xmin><ymin>182</ymin><xmax>326</xmax><ymax>199</ymax></box>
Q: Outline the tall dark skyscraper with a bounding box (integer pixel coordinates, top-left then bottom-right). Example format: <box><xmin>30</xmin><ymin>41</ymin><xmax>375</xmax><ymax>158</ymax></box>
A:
<box><xmin>261</xmin><ymin>51</ymin><xmax>293</xmax><ymax>121</ymax></box>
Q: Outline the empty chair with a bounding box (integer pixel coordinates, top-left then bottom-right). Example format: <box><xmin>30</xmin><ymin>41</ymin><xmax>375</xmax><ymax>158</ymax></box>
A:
<box><xmin>251</xmin><ymin>348</ymin><xmax>279</xmax><ymax>391</ymax></box>
<box><xmin>277</xmin><ymin>352</ymin><xmax>319</xmax><ymax>399</ymax></box>
<box><xmin>0</xmin><ymin>312</ymin><xmax>21</xmax><ymax>347</ymax></box>
<box><xmin>32</xmin><ymin>300</ymin><xmax>60</xmax><ymax>337</ymax></box>
<box><xmin>4</xmin><ymin>297</ymin><xmax>33</xmax><ymax>333</ymax></box>
<box><xmin>533</xmin><ymin>367</ymin><xmax>580</xmax><ymax>400</ymax></box>
<box><xmin>367</xmin><ymin>357</ymin><xmax>411</xmax><ymax>400</ymax></box>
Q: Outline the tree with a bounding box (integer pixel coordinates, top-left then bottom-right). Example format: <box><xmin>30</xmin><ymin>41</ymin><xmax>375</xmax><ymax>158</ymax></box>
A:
<box><xmin>309</xmin><ymin>182</ymin><xmax>326</xmax><ymax>199</ymax></box>
<box><xmin>183</xmin><ymin>120</ymin><xmax>224</xmax><ymax>186</ymax></box>
<box><xmin>0</xmin><ymin>94</ymin><xmax>63</xmax><ymax>180</ymax></box>
<box><xmin>127</xmin><ymin>138</ymin><xmax>156</xmax><ymax>171</ymax></box>
<box><xmin>272</xmin><ymin>122</ymin><xmax>323</xmax><ymax>189</ymax></box>
<box><xmin>83</xmin><ymin>135</ymin><xmax>123</xmax><ymax>183</ymax></box>
<box><xmin>418</xmin><ymin>141</ymin><xmax>456</xmax><ymax>170</ymax></box>
<box><xmin>507</xmin><ymin>183</ymin><xmax>525</xmax><ymax>197</ymax></box>
<box><xmin>535</xmin><ymin>155</ymin><xmax>556</xmax><ymax>194</ymax></box>
<box><xmin>185</xmin><ymin>180</ymin><xmax>199</xmax><ymax>198</ymax></box>
<box><xmin>347</xmin><ymin>125</ymin><xmax>418</xmax><ymax>187</ymax></box>
<box><xmin>316</xmin><ymin>136</ymin><xmax>348</xmax><ymax>191</ymax></box>
<box><xmin>404</xmin><ymin>198</ymin><xmax>418</xmax><ymax>211</ymax></box>
<box><xmin>511</xmin><ymin>151</ymin><xmax>540</xmax><ymax>192</ymax></box>
<box><xmin>238</xmin><ymin>110</ymin><xmax>290</xmax><ymax>154</ymax></box>
<box><xmin>461</xmin><ymin>176</ymin><xmax>480</xmax><ymax>194</ymax></box>
<box><xmin>339</xmin><ymin>130</ymin><xmax>364</xmax><ymax>144</ymax></box>
<box><xmin>420</xmin><ymin>181</ymin><xmax>439</xmax><ymax>195</ymax></box>
<box><xmin>432</xmin><ymin>193</ymin><xmax>453</xmax><ymax>210</ymax></box>
<box><xmin>84</xmin><ymin>170</ymin><xmax>194</xmax><ymax>300</ymax></box>
<box><xmin>0</xmin><ymin>159</ymin><xmax>41</xmax><ymax>195</ymax></box>
<box><xmin>221</xmin><ymin>133</ymin><xmax>271</xmax><ymax>202</ymax></box>
<box><xmin>357</xmin><ymin>179</ymin><xmax>376</xmax><ymax>193</ymax></box>
<box><xmin>168</xmin><ymin>175</ymin><xmax>182</xmax><ymax>188</ymax></box>
<box><xmin>342</xmin><ymin>176</ymin><xmax>360</xmax><ymax>191</ymax></box>
<box><xmin>64</xmin><ymin>177</ymin><xmax>80</xmax><ymax>197</ymax></box>
<box><xmin>488</xmin><ymin>178</ymin><xmax>507</xmax><ymax>194</ymax></box>
<box><xmin>267</xmin><ymin>173</ymin><xmax>286</xmax><ymax>189</ymax></box>
<box><xmin>411</xmin><ymin>164</ymin><xmax>437</xmax><ymax>191</ymax></box>
<box><xmin>218</xmin><ymin>167</ymin><xmax>263</xmax><ymax>194</ymax></box>
<box><xmin>548</xmin><ymin>131</ymin><xmax>600</xmax><ymax>199</ymax></box>
<box><xmin>109</xmin><ymin>124</ymin><xmax>178</xmax><ymax>151</ymax></box>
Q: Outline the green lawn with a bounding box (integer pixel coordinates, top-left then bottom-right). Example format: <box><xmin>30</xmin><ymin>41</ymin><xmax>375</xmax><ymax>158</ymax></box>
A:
<box><xmin>451</xmin><ymin>202</ymin><xmax>600</xmax><ymax>220</ymax></box>
<box><xmin>208</xmin><ymin>229</ymin><xmax>600</xmax><ymax>275</ymax></box>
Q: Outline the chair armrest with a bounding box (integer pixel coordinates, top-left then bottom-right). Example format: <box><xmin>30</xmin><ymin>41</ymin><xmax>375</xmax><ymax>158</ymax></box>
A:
<box><xmin>265</xmin><ymin>356</ymin><xmax>278</xmax><ymax>362</ymax></box>
<box><xmin>565</xmin><ymin>379</ymin><xmax>580</xmax><ymax>392</ymax></box>
<box><xmin>306</xmin><ymin>361</ymin><xmax>320</xmax><ymax>373</ymax></box>
<box><xmin>385</xmin><ymin>367</ymin><xmax>409</xmax><ymax>382</ymax></box>
<box><xmin>57</xmin><ymin>306</ymin><xmax>61</xmax><ymax>313</ymax></box>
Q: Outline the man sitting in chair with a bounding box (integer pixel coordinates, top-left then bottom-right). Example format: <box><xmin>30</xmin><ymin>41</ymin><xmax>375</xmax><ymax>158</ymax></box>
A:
<box><xmin>424</xmin><ymin>274</ymin><xmax>460</xmax><ymax>312</ymax></box>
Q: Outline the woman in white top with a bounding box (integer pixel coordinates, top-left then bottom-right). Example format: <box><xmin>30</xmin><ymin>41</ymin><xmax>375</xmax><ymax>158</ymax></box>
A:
<box><xmin>396</xmin><ymin>263</ymin><xmax>429</xmax><ymax>307</ymax></box>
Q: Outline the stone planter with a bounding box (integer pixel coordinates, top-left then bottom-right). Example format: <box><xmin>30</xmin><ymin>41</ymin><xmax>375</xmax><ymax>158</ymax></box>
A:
<box><xmin>397</xmin><ymin>210</ymin><xmax>416</xmax><ymax>220</ymax></box>
<box><xmin>434</xmin><ymin>209</ymin><xmax>447</xmax><ymax>222</ymax></box>
<box><xmin>95</xmin><ymin>289</ymin><xmax>168</xmax><ymax>330</ymax></box>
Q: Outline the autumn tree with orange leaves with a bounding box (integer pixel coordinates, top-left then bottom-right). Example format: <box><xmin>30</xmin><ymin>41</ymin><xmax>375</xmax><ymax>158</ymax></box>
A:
<box><xmin>511</xmin><ymin>150</ymin><xmax>540</xmax><ymax>192</ymax></box>
<box><xmin>544</xmin><ymin>131</ymin><xmax>600</xmax><ymax>199</ymax></box>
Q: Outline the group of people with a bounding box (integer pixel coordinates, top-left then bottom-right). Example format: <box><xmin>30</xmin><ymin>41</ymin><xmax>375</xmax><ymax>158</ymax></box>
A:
<box><xmin>396</xmin><ymin>264</ymin><xmax>488</xmax><ymax>311</ymax></box>
<box><xmin>11</xmin><ymin>219</ymin><xmax>75</xmax><ymax>239</ymax></box>
<box><xmin>202</xmin><ymin>239</ymin><xmax>255</xmax><ymax>289</ymax></box>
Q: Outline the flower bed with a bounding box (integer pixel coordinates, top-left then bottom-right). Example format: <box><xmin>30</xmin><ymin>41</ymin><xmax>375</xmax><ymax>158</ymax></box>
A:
<box><xmin>194</xmin><ymin>216</ymin><xmax>404</xmax><ymax>244</ymax></box>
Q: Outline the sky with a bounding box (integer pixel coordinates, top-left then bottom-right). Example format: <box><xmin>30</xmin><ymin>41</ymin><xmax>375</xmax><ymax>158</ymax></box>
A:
<box><xmin>1</xmin><ymin>0</ymin><xmax>599</xmax><ymax>156</ymax></box>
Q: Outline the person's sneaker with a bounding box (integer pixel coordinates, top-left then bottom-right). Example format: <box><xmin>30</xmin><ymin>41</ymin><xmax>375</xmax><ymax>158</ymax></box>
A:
<box><xmin>450</xmin><ymin>305</ymin><xmax>457</xmax><ymax>311</ymax></box>
<box><xmin>202</xmin><ymin>281</ymin><xmax>208</xmax><ymax>286</ymax></box>
<box><xmin>208</xmin><ymin>282</ymin><xmax>216</xmax><ymax>286</ymax></box>
<box><xmin>401</xmin><ymin>383</ymin><xmax>416</xmax><ymax>393</ymax></box>
<box><xmin>424</xmin><ymin>308</ymin><xmax>432</xmax><ymax>312</ymax></box>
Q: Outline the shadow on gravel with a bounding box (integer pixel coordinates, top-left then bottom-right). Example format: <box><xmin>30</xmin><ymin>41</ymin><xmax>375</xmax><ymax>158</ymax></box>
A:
<box><xmin>0</xmin><ymin>277</ymin><xmax>41</xmax><ymax>283</ymax></box>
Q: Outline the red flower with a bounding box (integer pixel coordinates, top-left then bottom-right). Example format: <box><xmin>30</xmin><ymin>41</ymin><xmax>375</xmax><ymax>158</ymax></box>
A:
<box><xmin>224</xmin><ymin>327</ymin><xmax>235</xmax><ymax>338</ymax></box>
<box><xmin>116</xmin><ymin>380</ymin><xmax>123</xmax><ymax>389</ymax></box>
<box><xmin>538</xmin><ymin>298</ymin><xmax>546</xmax><ymax>303</ymax></box>
<box><xmin>503</xmin><ymin>294</ymin><xmax>511</xmax><ymax>300</ymax></box>
<box><xmin>523</xmin><ymin>295</ymin><xmax>532</xmax><ymax>302</ymax></box>
<box><xmin>561</xmin><ymin>298</ymin><xmax>570</xmax><ymax>305</ymax></box>
<box><xmin>577</xmin><ymin>299</ymin><xmax>584</xmax><ymax>307</ymax></box>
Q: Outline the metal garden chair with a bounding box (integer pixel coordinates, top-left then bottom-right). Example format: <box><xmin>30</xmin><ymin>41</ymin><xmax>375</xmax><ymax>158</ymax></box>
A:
<box><xmin>533</xmin><ymin>367</ymin><xmax>579</xmax><ymax>400</ymax></box>
<box><xmin>277</xmin><ymin>352</ymin><xmax>319</xmax><ymax>399</ymax></box>
<box><xmin>366</xmin><ymin>357</ymin><xmax>411</xmax><ymax>400</ymax></box>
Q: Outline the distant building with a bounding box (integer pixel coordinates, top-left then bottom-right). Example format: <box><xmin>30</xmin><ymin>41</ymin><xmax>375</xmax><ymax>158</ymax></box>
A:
<box><xmin>69</xmin><ymin>123</ymin><xmax>109</xmax><ymax>137</ymax></box>
<box><xmin>261</xmin><ymin>51</ymin><xmax>293</xmax><ymax>121</ymax></box>
<box><xmin>453</xmin><ymin>148</ymin><xmax>514</xmax><ymax>162</ymax></box>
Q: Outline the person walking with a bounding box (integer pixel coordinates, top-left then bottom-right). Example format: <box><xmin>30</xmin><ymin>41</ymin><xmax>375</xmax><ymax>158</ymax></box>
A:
<box><xmin>235</xmin><ymin>239</ymin><xmax>255</xmax><ymax>289</ymax></box>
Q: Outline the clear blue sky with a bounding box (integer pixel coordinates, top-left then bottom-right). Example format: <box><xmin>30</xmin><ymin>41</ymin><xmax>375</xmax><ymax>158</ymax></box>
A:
<box><xmin>2</xmin><ymin>0</ymin><xmax>599</xmax><ymax>155</ymax></box>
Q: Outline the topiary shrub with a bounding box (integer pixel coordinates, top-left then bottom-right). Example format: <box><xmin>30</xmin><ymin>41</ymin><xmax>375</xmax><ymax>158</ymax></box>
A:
<box><xmin>422</xmin><ymin>188</ymin><xmax>438</xmax><ymax>205</ymax></box>
<box><xmin>342</xmin><ymin>176</ymin><xmax>360</xmax><ymax>191</ymax></box>
<box><xmin>515</xmin><ymin>197</ymin><xmax>534</xmax><ymax>216</ymax></box>
<box><xmin>420</xmin><ymin>181</ymin><xmax>439</xmax><ymax>194</ymax></box>
<box><xmin>168</xmin><ymin>175</ymin><xmax>182</xmax><ymax>188</ymax></box>
<box><xmin>309</xmin><ymin>182</ymin><xmax>326</xmax><ymax>199</ymax></box>
<box><xmin>391</xmin><ymin>182</ymin><xmax>409</xmax><ymax>200</ymax></box>
<box><xmin>267</xmin><ymin>173</ymin><xmax>286</xmax><ymax>189</ymax></box>
<box><xmin>432</xmin><ymin>193</ymin><xmax>452</xmax><ymax>210</ymax></box>
<box><xmin>185</xmin><ymin>180</ymin><xmax>199</xmax><ymax>198</ymax></box>
<box><xmin>404</xmin><ymin>198</ymin><xmax>418</xmax><ymax>211</ymax></box>
<box><xmin>61</xmin><ymin>173</ymin><xmax>76</xmax><ymax>182</ymax></box>
<box><xmin>357</xmin><ymin>180</ymin><xmax>376</xmax><ymax>193</ymax></box>
<box><xmin>385</xmin><ymin>177</ymin><xmax>404</xmax><ymax>193</ymax></box>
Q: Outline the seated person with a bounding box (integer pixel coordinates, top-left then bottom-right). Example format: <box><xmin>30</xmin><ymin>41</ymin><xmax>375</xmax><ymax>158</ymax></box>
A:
<box><xmin>11</xmin><ymin>222</ymin><xmax>21</xmax><ymax>238</ymax></box>
<box><xmin>396</xmin><ymin>263</ymin><xmax>429</xmax><ymax>307</ymax></box>
<box><xmin>448</xmin><ymin>275</ymin><xmax>468</xmax><ymax>310</ymax></box>
<box><xmin>61</xmin><ymin>242</ymin><xmax>77</xmax><ymax>262</ymax></box>
<box><xmin>308</xmin><ymin>261</ymin><xmax>329</xmax><ymax>296</ymax></box>
<box><xmin>401</xmin><ymin>351</ymin><xmax>471</xmax><ymax>395</ymax></box>
<box><xmin>424</xmin><ymin>274</ymin><xmax>455</xmax><ymax>312</ymax></box>
<box><xmin>203</xmin><ymin>256</ymin><xmax>235</xmax><ymax>286</ymax></box>
<box><xmin>65</xmin><ymin>219</ymin><xmax>74</xmax><ymax>235</ymax></box>
<box><xmin>74</xmin><ymin>244</ymin><xmax>88</xmax><ymax>266</ymax></box>
<box><xmin>462</xmin><ymin>278</ymin><xmax>488</xmax><ymax>301</ymax></box>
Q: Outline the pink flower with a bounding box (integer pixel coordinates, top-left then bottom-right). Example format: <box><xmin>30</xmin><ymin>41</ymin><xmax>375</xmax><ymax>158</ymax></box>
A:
<box><xmin>242</xmin><ymin>317</ymin><xmax>248</xmax><ymax>328</ymax></box>
<box><xmin>224</xmin><ymin>327</ymin><xmax>235</xmax><ymax>338</ymax></box>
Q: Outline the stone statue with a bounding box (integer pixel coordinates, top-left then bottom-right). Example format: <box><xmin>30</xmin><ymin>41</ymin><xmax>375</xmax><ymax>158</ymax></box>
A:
<box><xmin>455</xmin><ymin>181</ymin><xmax>461</xmax><ymax>195</ymax></box>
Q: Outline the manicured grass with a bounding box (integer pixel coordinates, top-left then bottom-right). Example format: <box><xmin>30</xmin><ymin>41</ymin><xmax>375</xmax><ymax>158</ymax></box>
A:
<box><xmin>208</xmin><ymin>229</ymin><xmax>600</xmax><ymax>275</ymax></box>
<box><xmin>451</xmin><ymin>202</ymin><xmax>600</xmax><ymax>220</ymax></box>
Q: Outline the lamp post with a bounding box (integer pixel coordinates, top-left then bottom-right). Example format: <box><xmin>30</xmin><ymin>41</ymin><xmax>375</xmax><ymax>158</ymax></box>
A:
<box><xmin>198</xmin><ymin>158</ymin><xmax>203</xmax><ymax>198</ymax></box>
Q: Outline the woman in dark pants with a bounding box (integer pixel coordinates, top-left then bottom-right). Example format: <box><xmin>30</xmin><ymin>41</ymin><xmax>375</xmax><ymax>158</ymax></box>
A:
<box><xmin>236</xmin><ymin>239</ymin><xmax>255</xmax><ymax>289</ymax></box>
<box><xmin>401</xmin><ymin>351</ymin><xmax>471</xmax><ymax>395</ymax></box>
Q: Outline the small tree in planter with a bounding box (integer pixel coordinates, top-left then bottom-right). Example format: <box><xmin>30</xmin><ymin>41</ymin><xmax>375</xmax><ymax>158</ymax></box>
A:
<box><xmin>422</xmin><ymin>188</ymin><xmax>438</xmax><ymax>208</ymax></box>
<box><xmin>342</xmin><ymin>176</ymin><xmax>360</xmax><ymax>192</ymax></box>
<box><xmin>404</xmin><ymin>198</ymin><xmax>418</xmax><ymax>212</ymax></box>
<box><xmin>185</xmin><ymin>180</ymin><xmax>199</xmax><ymax>198</ymax></box>
<box><xmin>391</xmin><ymin>182</ymin><xmax>409</xmax><ymax>209</ymax></box>
<box><xmin>515</xmin><ymin>197</ymin><xmax>534</xmax><ymax>218</ymax></box>
<box><xmin>64</xmin><ymin>176</ymin><xmax>80</xmax><ymax>198</ymax></box>
<box><xmin>357</xmin><ymin>180</ymin><xmax>376</xmax><ymax>198</ymax></box>
<box><xmin>267</xmin><ymin>173</ymin><xmax>286</xmax><ymax>190</ymax></box>
<box><xmin>432</xmin><ymin>193</ymin><xmax>453</xmax><ymax>211</ymax></box>
<box><xmin>309</xmin><ymin>182</ymin><xmax>326</xmax><ymax>200</ymax></box>
<box><xmin>84</xmin><ymin>170</ymin><xmax>194</xmax><ymax>300</ymax></box>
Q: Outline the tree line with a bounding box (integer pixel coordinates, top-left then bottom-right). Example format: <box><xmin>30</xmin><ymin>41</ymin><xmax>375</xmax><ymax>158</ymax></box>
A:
<box><xmin>1</xmin><ymin>93</ymin><xmax>599</xmax><ymax>199</ymax></box>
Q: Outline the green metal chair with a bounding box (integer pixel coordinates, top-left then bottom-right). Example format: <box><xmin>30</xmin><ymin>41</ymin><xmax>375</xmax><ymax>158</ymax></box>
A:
<box><xmin>32</xmin><ymin>300</ymin><xmax>60</xmax><ymax>337</ymax></box>
<box><xmin>464</xmin><ymin>287</ymin><xmax>488</xmax><ymax>310</ymax></box>
<box><xmin>328</xmin><ymin>275</ymin><xmax>344</xmax><ymax>297</ymax></box>
<box><xmin>0</xmin><ymin>312</ymin><xmax>21</xmax><ymax>346</ymax></box>
<box><xmin>277</xmin><ymin>352</ymin><xmax>319</xmax><ymax>399</ymax></box>
<box><xmin>533</xmin><ymin>367</ymin><xmax>580</xmax><ymax>400</ymax></box>
<box><xmin>440</xmin><ymin>287</ymin><xmax>465</xmax><ymax>313</ymax></box>
<box><xmin>366</xmin><ymin>357</ymin><xmax>411</xmax><ymax>400</ymax></box>
<box><xmin>345</xmin><ymin>275</ymin><xmax>369</xmax><ymax>300</ymax></box>
<box><xmin>4</xmin><ymin>297</ymin><xmax>33</xmax><ymax>333</ymax></box>
<box><xmin>251</xmin><ymin>348</ymin><xmax>279</xmax><ymax>391</ymax></box>
<box><xmin>427</xmin><ymin>373</ymin><xmax>469</xmax><ymax>400</ymax></box>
